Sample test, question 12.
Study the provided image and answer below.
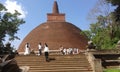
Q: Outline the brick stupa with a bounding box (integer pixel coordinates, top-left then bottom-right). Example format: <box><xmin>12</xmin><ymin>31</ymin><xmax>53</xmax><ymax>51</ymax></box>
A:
<box><xmin>18</xmin><ymin>1</ymin><xmax>88</xmax><ymax>52</ymax></box>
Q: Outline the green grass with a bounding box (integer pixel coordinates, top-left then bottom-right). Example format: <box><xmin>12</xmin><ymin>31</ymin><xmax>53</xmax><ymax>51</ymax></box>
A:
<box><xmin>104</xmin><ymin>69</ymin><xmax>120</xmax><ymax>72</ymax></box>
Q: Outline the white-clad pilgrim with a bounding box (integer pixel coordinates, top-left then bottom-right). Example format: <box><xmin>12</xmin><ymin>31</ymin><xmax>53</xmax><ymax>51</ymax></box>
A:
<box><xmin>24</xmin><ymin>43</ymin><xmax>30</xmax><ymax>55</ymax></box>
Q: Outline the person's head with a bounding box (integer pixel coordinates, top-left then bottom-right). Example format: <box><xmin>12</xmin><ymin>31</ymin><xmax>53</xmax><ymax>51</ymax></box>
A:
<box><xmin>39</xmin><ymin>42</ymin><xmax>41</xmax><ymax>45</ymax></box>
<box><xmin>60</xmin><ymin>45</ymin><xmax>62</xmax><ymax>47</ymax></box>
<box><xmin>45</xmin><ymin>43</ymin><xmax>48</xmax><ymax>47</ymax></box>
<box><xmin>88</xmin><ymin>41</ymin><xmax>92</xmax><ymax>45</ymax></box>
<box><xmin>26</xmin><ymin>43</ymin><xmax>29</xmax><ymax>45</ymax></box>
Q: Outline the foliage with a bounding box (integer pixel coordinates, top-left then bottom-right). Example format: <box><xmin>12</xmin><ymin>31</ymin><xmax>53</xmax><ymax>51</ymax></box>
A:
<box><xmin>84</xmin><ymin>0</ymin><xmax>120</xmax><ymax>49</ymax></box>
<box><xmin>80</xmin><ymin>30</ymin><xmax>91</xmax><ymax>40</ymax></box>
<box><xmin>106</xmin><ymin>0</ymin><xmax>120</xmax><ymax>22</ymax></box>
<box><xmin>89</xmin><ymin>15</ymin><xmax>119</xmax><ymax>49</ymax></box>
<box><xmin>0</xmin><ymin>3</ymin><xmax>25</xmax><ymax>47</ymax></box>
<box><xmin>89</xmin><ymin>16</ymin><xmax>111</xmax><ymax>49</ymax></box>
<box><xmin>87</xmin><ymin>0</ymin><xmax>113</xmax><ymax>23</ymax></box>
<box><xmin>0</xmin><ymin>3</ymin><xmax>25</xmax><ymax>54</ymax></box>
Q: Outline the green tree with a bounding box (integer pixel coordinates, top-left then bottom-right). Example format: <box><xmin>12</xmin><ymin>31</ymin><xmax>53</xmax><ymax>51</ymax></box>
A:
<box><xmin>0</xmin><ymin>3</ymin><xmax>25</xmax><ymax>47</ymax></box>
<box><xmin>106</xmin><ymin>0</ymin><xmax>120</xmax><ymax>43</ymax></box>
<box><xmin>89</xmin><ymin>15</ymin><xmax>112</xmax><ymax>49</ymax></box>
<box><xmin>89</xmin><ymin>14</ymin><xmax>119</xmax><ymax>49</ymax></box>
<box><xmin>106</xmin><ymin>0</ymin><xmax>120</xmax><ymax>42</ymax></box>
<box><xmin>106</xmin><ymin>0</ymin><xmax>120</xmax><ymax>22</ymax></box>
<box><xmin>84</xmin><ymin>0</ymin><xmax>120</xmax><ymax>49</ymax></box>
<box><xmin>81</xmin><ymin>30</ymin><xmax>92</xmax><ymax>40</ymax></box>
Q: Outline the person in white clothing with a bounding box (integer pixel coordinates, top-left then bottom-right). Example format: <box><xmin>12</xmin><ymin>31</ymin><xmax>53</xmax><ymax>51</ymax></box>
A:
<box><xmin>63</xmin><ymin>48</ymin><xmax>67</xmax><ymax>55</ymax></box>
<box><xmin>24</xmin><ymin>43</ymin><xmax>30</xmax><ymax>55</ymax></box>
<box><xmin>43</xmin><ymin>43</ymin><xmax>49</xmax><ymax>62</ymax></box>
<box><xmin>38</xmin><ymin>42</ymin><xmax>42</xmax><ymax>55</ymax></box>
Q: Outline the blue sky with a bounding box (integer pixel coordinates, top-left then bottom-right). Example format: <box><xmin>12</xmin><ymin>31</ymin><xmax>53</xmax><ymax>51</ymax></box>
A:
<box><xmin>0</xmin><ymin>0</ymin><xmax>98</xmax><ymax>49</ymax></box>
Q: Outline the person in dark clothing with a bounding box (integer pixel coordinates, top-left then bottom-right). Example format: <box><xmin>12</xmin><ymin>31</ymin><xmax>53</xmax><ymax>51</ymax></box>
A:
<box><xmin>43</xmin><ymin>43</ymin><xmax>49</xmax><ymax>62</ymax></box>
<box><xmin>87</xmin><ymin>41</ymin><xmax>96</xmax><ymax>51</ymax></box>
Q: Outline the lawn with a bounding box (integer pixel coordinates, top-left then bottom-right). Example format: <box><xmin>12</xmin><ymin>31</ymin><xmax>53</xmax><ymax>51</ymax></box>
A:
<box><xmin>104</xmin><ymin>69</ymin><xmax>120</xmax><ymax>72</ymax></box>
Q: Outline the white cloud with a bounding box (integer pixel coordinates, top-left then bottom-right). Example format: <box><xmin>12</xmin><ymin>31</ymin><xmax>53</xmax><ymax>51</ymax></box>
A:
<box><xmin>4</xmin><ymin>0</ymin><xmax>27</xmax><ymax>18</ymax></box>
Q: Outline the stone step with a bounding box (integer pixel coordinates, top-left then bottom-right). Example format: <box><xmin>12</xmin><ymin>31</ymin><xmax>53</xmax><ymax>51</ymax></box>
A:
<box><xmin>16</xmin><ymin>56</ymin><xmax>88</xmax><ymax>62</ymax></box>
<box><xmin>18</xmin><ymin>65</ymin><xmax>91</xmax><ymax>68</ymax></box>
<box><xmin>17</xmin><ymin>62</ymin><xmax>90</xmax><ymax>66</ymax></box>
<box><xmin>29</xmin><ymin>68</ymin><xmax>92</xmax><ymax>72</ymax></box>
<box><xmin>16</xmin><ymin>56</ymin><xmax>86</xmax><ymax>60</ymax></box>
<box><xmin>15</xmin><ymin>54</ymin><xmax>93</xmax><ymax>72</ymax></box>
<box><xmin>29</xmin><ymin>67</ymin><xmax>91</xmax><ymax>70</ymax></box>
<box><xmin>29</xmin><ymin>69</ymin><xmax>92</xmax><ymax>72</ymax></box>
<box><xmin>28</xmin><ymin>65</ymin><xmax>90</xmax><ymax>67</ymax></box>
<box><xmin>17</xmin><ymin>60</ymin><xmax>89</xmax><ymax>62</ymax></box>
<box><xmin>16</xmin><ymin>55</ymin><xmax>87</xmax><ymax>58</ymax></box>
<box><xmin>19</xmin><ymin>65</ymin><xmax>91</xmax><ymax>69</ymax></box>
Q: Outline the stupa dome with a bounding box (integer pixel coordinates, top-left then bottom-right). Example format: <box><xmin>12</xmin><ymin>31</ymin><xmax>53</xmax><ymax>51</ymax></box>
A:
<box><xmin>18</xmin><ymin>1</ymin><xmax>88</xmax><ymax>52</ymax></box>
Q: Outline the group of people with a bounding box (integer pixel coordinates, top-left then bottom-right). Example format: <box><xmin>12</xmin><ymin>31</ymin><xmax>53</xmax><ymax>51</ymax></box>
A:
<box><xmin>59</xmin><ymin>45</ymin><xmax>79</xmax><ymax>55</ymax></box>
<box><xmin>23</xmin><ymin>41</ymin><xmax>96</xmax><ymax>62</ymax></box>
<box><xmin>24</xmin><ymin>42</ymin><xmax>49</xmax><ymax>62</ymax></box>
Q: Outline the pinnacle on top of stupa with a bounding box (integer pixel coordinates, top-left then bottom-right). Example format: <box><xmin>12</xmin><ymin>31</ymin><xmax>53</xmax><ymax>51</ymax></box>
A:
<box><xmin>52</xmin><ymin>1</ymin><xmax>59</xmax><ymax>14</ymax></box>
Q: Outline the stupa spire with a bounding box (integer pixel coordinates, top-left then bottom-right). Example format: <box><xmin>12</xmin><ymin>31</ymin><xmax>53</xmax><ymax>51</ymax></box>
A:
<box><xmin>47</xmin><ymin>1</ymin><xmax>65</xmax><ymax>22</ymax></box>
<box><xmin>53</xmin><ymin>1</ymin><xmax>59</xmax><ymax>14</ymax></box>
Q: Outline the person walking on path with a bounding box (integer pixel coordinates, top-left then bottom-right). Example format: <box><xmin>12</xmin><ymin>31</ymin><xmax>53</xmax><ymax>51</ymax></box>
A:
<box><xmin>43</xmin><ymin>43</ymin><xmax>49</xmax><ymax>62</ymax></box>
<box><xmin>38</xmin><ymin>42</ymin><xmax>42</xmax><ymax>55</ymax></box>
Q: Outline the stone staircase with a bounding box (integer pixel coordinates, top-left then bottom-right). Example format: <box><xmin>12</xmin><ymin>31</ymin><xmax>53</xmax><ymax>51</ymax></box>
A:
<box><xmin>15</xmin><ymin>54</ymin><xmax>93</xmax><ymax>72</ymax></box>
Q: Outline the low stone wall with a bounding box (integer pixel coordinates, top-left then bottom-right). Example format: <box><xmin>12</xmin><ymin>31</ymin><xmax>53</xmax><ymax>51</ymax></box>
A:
<box><xmin>86</xmin><ymin>50</ymin><xmax>103</xmax><ymax>72</ymax></box>
<box><xmin>91</xmin><ymin>49</ymin><xmax>120</xmax><ymax>54</ymax></box>
<box><xmin>86</xmin><ymin>49</ymin><xmax>120</xmax><ymax>72</ymax></box>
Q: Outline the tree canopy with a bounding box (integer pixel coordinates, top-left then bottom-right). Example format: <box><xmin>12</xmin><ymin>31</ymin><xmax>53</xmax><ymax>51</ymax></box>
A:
<box><xmin>0</xmin><ymin>3</ymin><xmax>25</xmax><ymax>47</ymax></box>
<box><xmin>84</xmin><ymin>0</ymin><xmax>120</xmax><ymax>49</ymax></box>
<box><xmin>106</xmin><ymin>0</ymin><xmax>120</xmax><ymax>22</ymax></box>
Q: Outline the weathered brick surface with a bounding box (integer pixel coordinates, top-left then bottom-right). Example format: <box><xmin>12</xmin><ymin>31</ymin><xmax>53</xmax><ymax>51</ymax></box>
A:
<box><xmin>18</xmin><ymin>22</ymin><xmax>88</xmax><ymax>52</ymax></box>
<box><xmin>18</xmin><ymin>1</ymin><xmax>88</xmax><ymax>52</ymax></box>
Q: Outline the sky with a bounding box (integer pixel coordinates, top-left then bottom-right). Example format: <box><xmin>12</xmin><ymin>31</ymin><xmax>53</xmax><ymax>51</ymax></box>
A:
<box><xmin>0</xmin><ymin>0</ymin><xmax>98</xmax><ymax>49</ymax></box>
